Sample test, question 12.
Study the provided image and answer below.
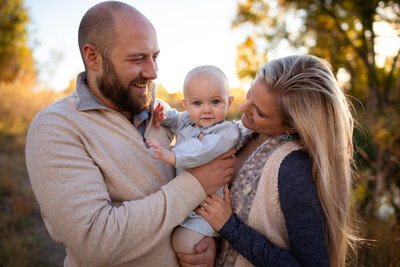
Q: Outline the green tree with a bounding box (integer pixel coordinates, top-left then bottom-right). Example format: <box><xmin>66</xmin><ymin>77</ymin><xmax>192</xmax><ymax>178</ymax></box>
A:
<box><xmin>0</xmin><ymin>0</ymin><xmax>34</xmax><ymax>82</ymax></box>
<box><xmin>232</xmin><ymin>0</ymin><xmax>399</xmax><ymax>108</ymax></box>
<box><xmin>232</xmin><ymin>0</ymin><xmax>400</xmax><ymax>264</ymax></box>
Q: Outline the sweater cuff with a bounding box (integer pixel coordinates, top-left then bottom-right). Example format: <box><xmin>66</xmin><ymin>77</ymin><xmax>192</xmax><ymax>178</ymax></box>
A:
<box><xmin>162</xmin><ymin>170</ymin><xmax>206</xmax><ymax>215</ymax></box>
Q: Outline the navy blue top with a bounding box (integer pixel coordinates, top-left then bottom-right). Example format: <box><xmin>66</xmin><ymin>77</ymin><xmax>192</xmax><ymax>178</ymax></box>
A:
<box><xmin>219</xmin><ymin>150</ymin><xmax>330</xmax><ymax>266</ymax></box>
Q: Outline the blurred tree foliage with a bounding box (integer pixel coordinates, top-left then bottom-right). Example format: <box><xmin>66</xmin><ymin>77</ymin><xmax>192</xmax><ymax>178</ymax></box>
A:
<box><xmin>0</xmin><ymin>0</ymin><xmax>35</xmax><ymax>82</ymax></box>
<box><xmin>0</xmin><ymin>0</ymin><xmax>64</xmax><ymax>135</ymax></box>
<box><xmin>232</xmin><ymin>0</ymin><xmax>400</xmax><ymax>264</ymax></box>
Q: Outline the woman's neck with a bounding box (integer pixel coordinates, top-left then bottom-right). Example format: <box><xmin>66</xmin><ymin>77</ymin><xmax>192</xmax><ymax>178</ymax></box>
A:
<box><xmin>233</xmin><ymin>133</ymin><xmax>268</xmax><ymax>179</ymax></box>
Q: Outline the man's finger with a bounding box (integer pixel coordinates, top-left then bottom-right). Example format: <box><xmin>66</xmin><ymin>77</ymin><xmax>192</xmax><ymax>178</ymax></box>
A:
<box><xmin>217</xmin><ymin>147</ymin><xmax>237</xmax><ymax>159</ymax></box>
<box><xmin>194</xmin><ymin>236</ymin><xmax>215</xmax><ymax>253</ymax></box>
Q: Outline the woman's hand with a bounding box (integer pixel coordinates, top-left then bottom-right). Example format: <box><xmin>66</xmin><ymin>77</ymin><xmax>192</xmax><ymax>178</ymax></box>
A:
<box><xmin>195</xmin><ymin>184</ymin><xmax>233</xmax><ymax>231</ymax></box>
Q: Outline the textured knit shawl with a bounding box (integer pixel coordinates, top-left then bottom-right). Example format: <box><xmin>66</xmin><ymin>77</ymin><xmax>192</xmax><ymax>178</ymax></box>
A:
<box><xmin>216</xmin><ymin>133</ymin><xmax>288</xmax><ymax>266</ymax></box>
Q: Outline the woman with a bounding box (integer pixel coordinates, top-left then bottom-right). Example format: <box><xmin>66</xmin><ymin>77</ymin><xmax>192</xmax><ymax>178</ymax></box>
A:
<box><xmin>196</xmin><ymin>55</ymin><xmax>357</xmax><ymax>266</ymax></box>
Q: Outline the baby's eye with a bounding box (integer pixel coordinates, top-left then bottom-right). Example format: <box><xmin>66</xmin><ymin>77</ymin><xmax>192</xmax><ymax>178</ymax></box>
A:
<box><xmin>193</xmin><ymin>101</ymin><xmax>201</xmax><ymax>106</ymax></box>
<box><xmin>212</xmin><ymin>99</ymin><xmax>220</xmax><ymax>104</ymax></box>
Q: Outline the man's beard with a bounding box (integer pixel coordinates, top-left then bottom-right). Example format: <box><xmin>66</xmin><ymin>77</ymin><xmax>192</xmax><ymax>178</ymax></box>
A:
<box><xmin>96</xmin><ymin>55</ymin><xmax>152</xmax><ymax>116</ymax></box>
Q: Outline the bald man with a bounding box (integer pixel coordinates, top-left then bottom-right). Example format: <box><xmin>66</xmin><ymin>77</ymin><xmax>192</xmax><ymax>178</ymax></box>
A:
<box><xmin>25</xmin><ymin>1</ymin><xmax>235</xmax><ymax>266</ymax></box>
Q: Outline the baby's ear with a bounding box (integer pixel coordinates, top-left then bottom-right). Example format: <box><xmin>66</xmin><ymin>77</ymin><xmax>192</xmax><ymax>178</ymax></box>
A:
<box><xmin>227</xmin><ymin>96</ymin><xmax>234</xmax><ymax>109</ymax></box>
<box><xmin>181</xmin><ymin>99</ymin><xmax>188</xmax><ymax>110</ymax></box>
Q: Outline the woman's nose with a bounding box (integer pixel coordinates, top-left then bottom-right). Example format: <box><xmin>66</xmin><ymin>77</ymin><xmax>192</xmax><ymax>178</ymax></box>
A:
<box><xmin>239</xmin><ymin>100</ymin><xmax>250</xmax><ymax>114</ymax></box>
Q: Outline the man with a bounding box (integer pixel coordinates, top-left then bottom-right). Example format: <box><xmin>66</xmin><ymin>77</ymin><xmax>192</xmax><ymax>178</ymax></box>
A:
<box><xmin>25</xmin><ymin>1</ymin><xmax>235</xmax><ymax>266</ymax></box>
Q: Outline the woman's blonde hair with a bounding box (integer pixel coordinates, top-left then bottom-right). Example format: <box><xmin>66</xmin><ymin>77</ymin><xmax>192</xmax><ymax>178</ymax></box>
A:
<box><xmin>258</xmin><ymin>55</ymin><xmax>357</xmax><ymax>267</ymax></box>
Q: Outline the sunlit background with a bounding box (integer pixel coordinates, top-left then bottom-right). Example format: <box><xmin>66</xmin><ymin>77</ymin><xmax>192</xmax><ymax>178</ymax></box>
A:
<box><xmin>1</xmin><ymin>0</ymin><xmax>399</xmax><ymax>266</ymax></box>
<box><xmin>25</xmin><ymin>0</ymin><xmax>399</xmax><ymax>93</ymax></box>
<box><xmin>25</xmin><ymin>0</ymin><xmax>245</xmax><ymax>93</ymax></box>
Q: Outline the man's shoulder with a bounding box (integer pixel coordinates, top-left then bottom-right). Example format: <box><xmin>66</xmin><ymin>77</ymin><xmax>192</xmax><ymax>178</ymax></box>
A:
<box><xmin>30</xmin><ymin>94</ymin><xmax>78</xmax><ymax>127</ymax></box>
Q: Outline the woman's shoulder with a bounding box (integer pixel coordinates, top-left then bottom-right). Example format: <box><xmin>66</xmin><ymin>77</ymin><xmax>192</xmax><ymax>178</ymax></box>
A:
<box><xmin>278</xmin><ymin>149</ymin><xmax>321</xmax><ymax>210</ymax></box>
<box><xmin>278</xmin><ymin>149</ymin><xmax>313</xmax><ymax>187</ymax></box>
<box><xmin>281</xmin><ymin>149</ymin><xmax>311</xmax><ymax>168</ymax></box>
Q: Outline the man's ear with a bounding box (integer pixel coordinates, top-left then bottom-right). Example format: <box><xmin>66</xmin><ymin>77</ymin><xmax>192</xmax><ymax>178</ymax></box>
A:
<box><xmin>181</xmin><ymin>99</ymin><xmax>188</xmax><ymax>110</ymax></box>
<box><xmin>83</xmin><ymin>44</ymin><xmax>101</xmax><ymax>71</ymax></box>
<box><xmin>227</xmin><ymin>96</ymin><xmax>234</xmax><ymax>109</ymax></box>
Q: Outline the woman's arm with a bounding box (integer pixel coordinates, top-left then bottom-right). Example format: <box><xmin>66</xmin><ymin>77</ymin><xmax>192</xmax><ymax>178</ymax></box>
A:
<box><xmin>278</xmin><ymin>150</ymin><xmax>329</xmax><ymax>266</ymax></box>
<box><xmin>199</xmin><ymin>150</ymin><xmax>329</xmax><ymax>266</ymax></box>
<box><xmin>219</xmin><ymin>213</ymin><xmax>303</xmax><ymax>266</ymax></box>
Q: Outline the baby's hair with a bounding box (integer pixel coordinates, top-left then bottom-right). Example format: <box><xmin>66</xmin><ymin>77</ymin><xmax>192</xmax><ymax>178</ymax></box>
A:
<box><xmin>183</xmin><ymin>65</ymin><xmax>229</xmax><ymax>98</ymax></box>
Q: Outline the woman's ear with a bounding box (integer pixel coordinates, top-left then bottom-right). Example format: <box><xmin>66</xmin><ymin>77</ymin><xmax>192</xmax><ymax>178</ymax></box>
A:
<box><xmin>286</xmin><ymin>127</ymin><xmax>298</xmax><ymax>134</ymax></box>
<box><xmin>83</xmin><ymin>44</ymin><xmax>101</xmax><ymax>71</ymax></box>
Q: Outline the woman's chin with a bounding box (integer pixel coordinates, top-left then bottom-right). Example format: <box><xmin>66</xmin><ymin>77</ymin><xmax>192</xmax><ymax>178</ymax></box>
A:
<box><xmin>241</xmin><ymin>114</ymin><xmax>253</xmax><ymax>129</ymax></box>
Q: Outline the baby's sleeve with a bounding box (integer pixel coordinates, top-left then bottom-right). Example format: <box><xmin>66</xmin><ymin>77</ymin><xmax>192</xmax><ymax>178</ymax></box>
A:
<box><xmin>173</xmin><ymin>122</ymin><xmax>240</xmax><ymax>168</ymax></box>
<box><xmin>234</xmin><ymin>120</ymin><xmax>254</xmax><ymax>150</ymax></box>
<box><xmin>156</xmin><ymin>100</ymin><xmax>189</xmax><ymax>134</ymax></box>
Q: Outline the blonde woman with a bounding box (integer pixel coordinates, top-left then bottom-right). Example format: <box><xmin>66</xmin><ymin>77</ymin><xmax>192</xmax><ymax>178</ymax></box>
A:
<box><xmin>194</xmin><ymin>55</ymin><xmax>356</xmax><ymax>266</ymax></box>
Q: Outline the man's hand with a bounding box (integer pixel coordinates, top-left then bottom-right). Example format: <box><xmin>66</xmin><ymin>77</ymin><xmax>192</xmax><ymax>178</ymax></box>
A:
<box><xmin>187</xmin><ymin>148</ymin><xmax>236</xmax><ymax>195</ymax></box>
<box><xmin>177</xmin><ymin>237</ymin><xmax>216</xmax><ymax>267</ymax></box>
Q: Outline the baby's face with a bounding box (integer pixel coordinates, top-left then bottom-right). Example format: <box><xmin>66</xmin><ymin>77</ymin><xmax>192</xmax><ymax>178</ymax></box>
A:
<box><xmin>183</xmin><ymin>75</ymin><xmax>232</xmax><ymax>128</ymax></box>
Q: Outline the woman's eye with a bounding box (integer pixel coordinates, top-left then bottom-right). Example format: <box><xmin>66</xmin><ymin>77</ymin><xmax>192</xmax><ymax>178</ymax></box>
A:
<box><xmin>257</xmin><ymin>110</ymin><xmax>265</xmax><ymax>118</ymax></box>
<box><xmin>212</xmin><ymin>99</ymin><xmax>220</xmax><ymax>104</ymax></box>
<box><xmin>193</xmin><ymin>101</ymin><xmax>201</xmax><ymax>106</ymax></box>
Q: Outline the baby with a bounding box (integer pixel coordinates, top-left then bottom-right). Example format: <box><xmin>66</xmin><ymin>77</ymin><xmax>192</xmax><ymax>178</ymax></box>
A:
<box><xmin>147</xmin><ymin>65</ymin><xmax>251</xmax><ymax>254</ymax></box>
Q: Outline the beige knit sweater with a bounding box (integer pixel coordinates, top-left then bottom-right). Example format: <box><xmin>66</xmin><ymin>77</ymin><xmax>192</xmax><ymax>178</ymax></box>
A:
<box><xmin>25</xmin><ymin>73</ymin><xmax>206</xmax><ymax>266</ymax></box>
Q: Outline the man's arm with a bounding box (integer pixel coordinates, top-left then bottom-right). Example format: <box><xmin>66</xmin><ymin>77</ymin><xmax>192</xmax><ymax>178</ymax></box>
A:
<box><xmin>26</xmin><ymin>111</ymin><xmax>235</xmax><ymax>265</ymax></box>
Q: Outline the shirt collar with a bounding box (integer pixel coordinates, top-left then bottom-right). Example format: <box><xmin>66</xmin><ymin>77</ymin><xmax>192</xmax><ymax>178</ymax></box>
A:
<box><xmin>75</xmin><ymin>72</ymin><xmax>106</xmax><ymax>111</ymax></box>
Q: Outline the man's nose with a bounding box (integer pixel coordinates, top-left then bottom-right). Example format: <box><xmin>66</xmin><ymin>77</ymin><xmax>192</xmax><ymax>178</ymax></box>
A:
<box><xmin>142</xmin><ymin>58</ymin><xmax>158</xmax><ymax>80</ymax></box>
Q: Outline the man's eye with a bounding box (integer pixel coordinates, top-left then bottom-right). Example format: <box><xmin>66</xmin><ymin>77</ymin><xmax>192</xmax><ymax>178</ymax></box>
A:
<box><xmin>212</xmin><ymin>99</ymin><xmax>220</xmax><ymax>104</ymax></box>
<box><xmin>193</xmin><ymin>101</ymin><xmax>201</xmax><ymax>106</ymax></box>
<box><xmin>131</xmin><ymin>58</ymin><xmax>144</xmax><ymax>63</ymax></box>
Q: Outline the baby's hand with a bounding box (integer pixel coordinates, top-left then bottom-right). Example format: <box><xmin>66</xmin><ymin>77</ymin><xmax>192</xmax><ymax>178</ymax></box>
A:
<box><xmin>147</xmin><ymin>137</ymin><xmax>162</xmax><ymax>152</ymax></box>
<box><xmin>153</xmin><ymin>102</ymin><xmax>165</xmax><ymax>128</ymax></box>
<box><xmin>147</xmin><ymin>138</ymin><xmax>176</xmax><ymax>165</ymax></box>
<box><xmin>198</xmin><ymin>132</ymin><xmax>205</xmax><ymax>141</ymax></box>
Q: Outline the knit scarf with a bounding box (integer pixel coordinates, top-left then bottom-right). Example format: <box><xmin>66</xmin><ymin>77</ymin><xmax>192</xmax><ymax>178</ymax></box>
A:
<box><xmin>216</xmin><ymin>133</ymin><xmax>288</xmax><ymax>267</ymax></box>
